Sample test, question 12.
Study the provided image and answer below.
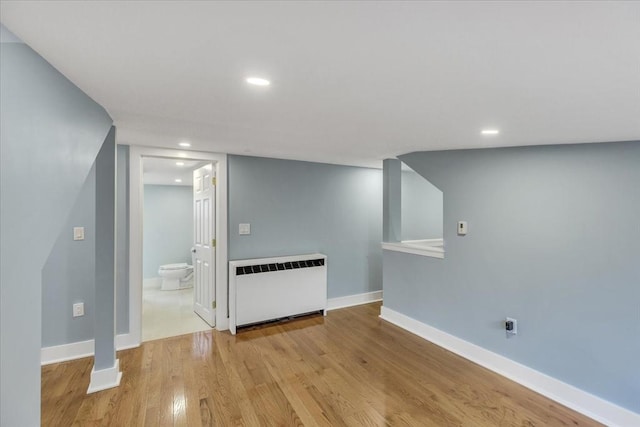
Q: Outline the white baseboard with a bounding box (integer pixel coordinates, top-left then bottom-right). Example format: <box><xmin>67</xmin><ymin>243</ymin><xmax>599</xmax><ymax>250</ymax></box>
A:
<box><xmin>41</xmin><ymin>333</ymin><xmax>139</xmax><ymax>366</ymax></box>
<box><xmin>87</xmin><ymin>359</ymin><xmax>122</xmax><ymax>394</ymax></box>
<box><xmin>380</xmin><ymin>306</ymin><xmax>640</xmax><ymax>427</ymax></box>
<box><xmin>115</xmin><ymin>332</ymin><xmax>138</xmax><ymax>351</ymax></box>
<box><xmin>327</xmin><ymin>290</ymin><xmax>383</xmax><ymax>311</ymax></box>
<box><xmin>40</xmin><ymin>339</ymin><xmax>95</xmax><ymax>365</ymax></box>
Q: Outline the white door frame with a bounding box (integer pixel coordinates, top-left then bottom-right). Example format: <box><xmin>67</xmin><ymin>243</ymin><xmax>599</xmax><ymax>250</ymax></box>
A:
<box><xmin>127</xmin><ymin>145</ymin><xmax>228</xmax><ymax>347</ymax></box>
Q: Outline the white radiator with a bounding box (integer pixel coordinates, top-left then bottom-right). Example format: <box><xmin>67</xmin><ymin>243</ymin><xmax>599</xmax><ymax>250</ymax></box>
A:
<box><xmin>228</xmin><ymin>253</ymin><xmax>327</xmax><ymax>334</ymax></box>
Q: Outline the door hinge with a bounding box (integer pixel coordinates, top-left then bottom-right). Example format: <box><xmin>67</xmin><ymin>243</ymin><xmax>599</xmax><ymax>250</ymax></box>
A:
<box><xmin>211</xmin><ymin>239</ymin><xmax>216</xmax><ymax>247</ymax></box>
<box><xmin>211</xmin><ymin>177</ymin><xmax>217</xmax><ymax>186</ymax></box>
<box><xmin>212</xmin><ymin>301</ymin><xmax>216</xmax><ymax>309</ymax></box>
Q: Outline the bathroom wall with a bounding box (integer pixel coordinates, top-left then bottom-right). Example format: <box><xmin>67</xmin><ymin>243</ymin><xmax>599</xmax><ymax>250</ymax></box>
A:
<box><xmin>401</xmin><ymin>167</ymin><xmax>443</xmax><ymax>241</ymax></box>
<box><xmin>0</xmin><ymin>24</ymin><xmax>113</xmax><ymax>425</ymax></box>
<box><xmin>143</xmin><ymin>184</ymin><xmax>194</xmax><ymax>279</ymax></box>
<box><xmin>385</xmin><ymin>141</ymin><xmax>640</xmax><ymax>412</ymax></box>
<box><xmin>228</xmin><ymin>155</ymin><xmax>383</xmax><ymax>298</ymax></box>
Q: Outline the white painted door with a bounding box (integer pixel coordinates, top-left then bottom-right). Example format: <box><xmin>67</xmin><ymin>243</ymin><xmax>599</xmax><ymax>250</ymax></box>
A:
<box><xmin>193</xmin><ymin>164</ymin><xmax>216</xmax><ymax>327</ymax></box>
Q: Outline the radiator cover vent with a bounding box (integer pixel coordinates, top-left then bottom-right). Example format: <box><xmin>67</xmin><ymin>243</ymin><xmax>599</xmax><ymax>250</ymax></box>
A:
<box><xmin>235</xmin><ymin>258</ymin><xmax>324</xmax><ymax>276</ymax></box>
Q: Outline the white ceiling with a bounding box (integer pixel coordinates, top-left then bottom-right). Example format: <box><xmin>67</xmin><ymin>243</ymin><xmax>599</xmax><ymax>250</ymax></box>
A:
<box><xmin>143</xmin><ymin>157</ymin><xmax>207</xmax><ymax>186</ymax></box>
<box><xmin>2</xmin><ymin>1</ymin><xmax>639</xmax><ymax>168</ymax></box>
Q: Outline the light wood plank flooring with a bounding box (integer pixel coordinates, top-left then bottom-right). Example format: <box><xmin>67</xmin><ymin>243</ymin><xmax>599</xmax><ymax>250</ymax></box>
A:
<box><xmin>42</xmin><ymin>303</ymin><xmax>601</xmax><ymax>426</ymax></box>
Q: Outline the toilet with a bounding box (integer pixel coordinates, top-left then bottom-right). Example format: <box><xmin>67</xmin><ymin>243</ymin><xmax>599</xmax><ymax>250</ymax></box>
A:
<box><xmin>158</xmin><ymin>263</ymin><xmax>194</xmax><ymax>291</ymax></box>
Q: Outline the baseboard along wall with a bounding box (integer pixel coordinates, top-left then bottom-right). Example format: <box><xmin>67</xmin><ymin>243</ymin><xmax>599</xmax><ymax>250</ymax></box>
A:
<box><xmin>41</xmin><ymin>296</ymin><xmax>636</xmax><ymax>424</ymax></box>
<box><xmin>327</xmin><ymin>290</ymin><xmax>383</xmax><ymax>311</ymax></box>
<box><xmin>41</xmin><ymin>333</ymin><xmax>137</xmax><ymax>366</ymax></box>
<box><xmin>41</xmin><ymin>290</ymin><xmax>383</xmax><ymax>364</ymax></box>
<box><xmin>379</xmin><ymin>306</ymin><xmax>640</xmax><ymax>427</ymax></box>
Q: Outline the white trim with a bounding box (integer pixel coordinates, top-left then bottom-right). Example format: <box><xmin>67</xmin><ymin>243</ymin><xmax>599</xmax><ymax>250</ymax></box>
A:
<box><xmin>381</xmin><ymin>240</ymin><xmax>444</xmax><ymax>259</ymax></box>
<box><xmin>327</xmin><ymin>290</ymin><xmax>383</xmax><ymax>311</ymax></box>
<box><xmin>87</xmin><ymin>359</ymin><xmax>122</xmax><ymax>394</ymax></box>
<box><xmin>41</xmin><ymin>339</ymin><xmax>94</xmax><ymax>365</ymax></box>
<box><xmin>379</xmin><ymin>306</ymin><xmax>640</xmax><ymax>427</ymax></box>
<box><xmin>401</xmin><ymin>238</ymin><xmax>444</xmax><ymax>245</ymax></box>
<box><xmin>114</xmin><ymin>333</ymin><xmax>138</xmax><ymax>351</ymax></box>
<box><xmin>128</xmin><ymin>146</ymin><xmax>229</xmax><ymax>345</ymax></box>
<box><xmin>41</xmin><ymin>333</ymin><xmax>138</xmax><ymax>365</ymax></box>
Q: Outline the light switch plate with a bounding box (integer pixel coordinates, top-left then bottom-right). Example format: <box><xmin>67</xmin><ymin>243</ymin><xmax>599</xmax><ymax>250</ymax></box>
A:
<box><xmin>73</xmin><ymin>227</ymin><xmax>85</xmax><ymax>241</ymax></box>
<box><xmin>239</xmin><ymin>223</ymin><xmax>251</xmax><ymax>235</ymax></box>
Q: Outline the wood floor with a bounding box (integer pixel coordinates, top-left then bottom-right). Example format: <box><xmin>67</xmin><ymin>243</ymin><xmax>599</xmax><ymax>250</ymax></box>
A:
<box><xmin>42</xmin><ymin>303</ymin><xmax>601</xmax><ymax>426</ymax></box>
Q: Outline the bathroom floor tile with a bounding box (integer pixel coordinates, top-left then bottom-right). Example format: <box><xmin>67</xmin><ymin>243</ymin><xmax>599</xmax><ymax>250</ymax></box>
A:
<box><xmin>142</xmin><ymin>280</ymin><xmax>212</xmax><ymax>342</ymax></box>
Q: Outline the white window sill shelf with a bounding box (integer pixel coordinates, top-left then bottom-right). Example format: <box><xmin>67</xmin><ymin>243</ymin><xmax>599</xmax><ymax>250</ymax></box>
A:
<box><xmin>381</xmin><ymin>239</ymin><xmax>444</xmax><ymax>259</ymax></box>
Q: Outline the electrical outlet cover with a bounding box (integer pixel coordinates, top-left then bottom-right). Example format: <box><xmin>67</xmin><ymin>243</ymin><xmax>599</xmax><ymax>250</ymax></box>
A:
<box><xmin>506</xmin><ymin>317</ymin><xmax>517</xmax><ymax>335</ymax></box>
<box><xmin>457</xmin><ymin>221</ymin><xmax>468</xmax><ymax>236</ymax></box>
<box><xmin>239</xmin><ymin>223</ymin><xmax>251</xmax><ymax>235</ymax></box>
<box><xmin>73</xmin><ymin>302</ymin><xmax>85</xmax><ymax>317</ymax></box>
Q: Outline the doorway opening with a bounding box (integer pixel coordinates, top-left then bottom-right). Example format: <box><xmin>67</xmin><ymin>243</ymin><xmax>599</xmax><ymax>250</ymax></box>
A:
<box><xmin>141</xmin><ymin>157</ymin><xmax>212</xmax><ymax>341</ymax></box>
<box><xmin>128</xmin><ymin>146</ymin><xmax>229</xmax><ymax>347</ymax></box>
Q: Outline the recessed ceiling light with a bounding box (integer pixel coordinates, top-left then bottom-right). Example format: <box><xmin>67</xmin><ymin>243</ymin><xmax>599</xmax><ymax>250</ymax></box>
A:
<box><xmin>176</xmin><ymin>161</ymin><xmax>185</xmax><ymax>166</ymax></box>
<box><xmin>246</xmin><ymin>77</ymin><xmax>271</xmax><ymax>86</ymax></box>
<box><xmin>481</xmin><ymin>129</ymin><xmax>500</xmax><ymax>135</ymax></box>
<box><xmin>174</xmin><ymin>178</ymin><xmax>182</xmax><ymax>183</ymax></box>
<box><xmin>178</xmin><ymin>141</ymin><xmax>191</xmax><ymax>147</ymax></box>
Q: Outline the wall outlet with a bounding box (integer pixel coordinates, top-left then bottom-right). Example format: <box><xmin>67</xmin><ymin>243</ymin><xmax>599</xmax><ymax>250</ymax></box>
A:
<box><xmin>457</xmin><ymin>221</ymin><xmax>468</xmax><ymax>236</ymax></box>
<box><xmin>73</xmin><ymin>302</ymin><xmax>85</xmax><ymax>317</ymax></box>
<box><xmin>239</xmin><ymin>223</ymin><xmax>251</xmax><ymax>235</ymax></box>
<box><xmin>506</xmin><ymin>317</ymin><xmax>517</xmax><ymax>336</ymax></box>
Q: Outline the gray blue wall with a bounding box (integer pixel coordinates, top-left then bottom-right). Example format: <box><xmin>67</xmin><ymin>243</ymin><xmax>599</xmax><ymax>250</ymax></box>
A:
<box><xmin>41</xmin><ymin>145</ymin><xmax>129</xmax><ymax>346</ymax></box>
<box><xmin>42</xmin><ymin>167</ymin><xmax>96</xmax><ymax>347</ymax></box>
<box><xmin>94</xmin><ymin>127</ymin><xmax>117</xmax><ymax>370</ymax></box>
<box><xmin>228</xmin><ymin>155</ymin><xmax>382</xmax><ymax>298</ymax></box>
<box><xmin>401</xmin><ymin>168</ymin><xmax>443</xmax><ymax>240</ymax></box>
<box><xmin>116</xmin><ymin>145</ymin><xmax>130</xmax><ymax>334</ymax></box>
<box><xmin>0</xmin><ymin>24</ymin><xmax>113</xmax><ymax>426</ymax></box>
<box><xmin>384</xmin><ymin>141</ymin><xmax>640</xmax><ymax>412</ymax></box>
<box><xmin>143</xmin><ymin>184</ymin><xmax>194</xmax><ymax>279</ymax></box>
<box><xmin>383</xmin><ymin>159</ymin><xmax>402</xmax><ymax>243</ymax></box>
